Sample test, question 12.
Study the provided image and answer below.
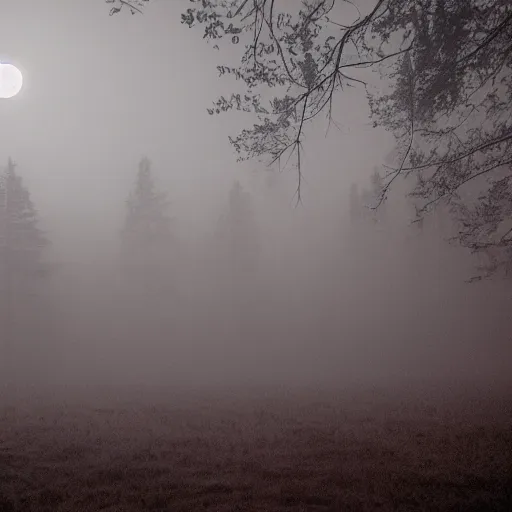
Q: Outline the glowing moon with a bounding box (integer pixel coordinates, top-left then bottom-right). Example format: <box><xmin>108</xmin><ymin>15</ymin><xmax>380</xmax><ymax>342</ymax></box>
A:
<box><xmin>0</xmin><ymin>63</ymin><xmax>23</xmax><ymax>99</ymax></box>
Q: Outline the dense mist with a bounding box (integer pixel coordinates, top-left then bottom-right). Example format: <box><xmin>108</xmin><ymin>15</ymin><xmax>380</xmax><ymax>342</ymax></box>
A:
<box><xmin>1</xmin><ymin>3</ymin><xmax>511</xmax><ymax>511</ymax></box>
<box><xmin>1</xmin><ymin>0</ymin><xmax>511</xmax><ymax>401</ymax></box>
<box><xmin>3</xmin><ymin>152</ymin><xmax>511</xmax><ymax>397</ymax></box>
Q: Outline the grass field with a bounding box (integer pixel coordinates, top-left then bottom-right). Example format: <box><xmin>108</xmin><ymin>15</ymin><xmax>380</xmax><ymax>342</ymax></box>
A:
<box><xmin>1</xmin><ymin>386</ymin><xmax>511</xmax><ymax>511</ymax></box>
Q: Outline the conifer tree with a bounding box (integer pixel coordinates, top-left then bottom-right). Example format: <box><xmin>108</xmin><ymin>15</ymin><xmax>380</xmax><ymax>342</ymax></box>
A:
<box><xmin>120</xmin><ymin>157</ymin><xmax>172</xmax><ymax>290</ymax></box>
<box><xmin>0</xmin><ymin>158</ymin><xmax>49</xmax><ymax>385</ymax></box>
<box><xmin>213</xmin><ymin>180</ymin><xmax>261</xmax><ymax>352</ymax></box>
<box><xmin>0</xmin><ymin>158</ymin><xmax>49</xmax><ymax>292</ymax></box>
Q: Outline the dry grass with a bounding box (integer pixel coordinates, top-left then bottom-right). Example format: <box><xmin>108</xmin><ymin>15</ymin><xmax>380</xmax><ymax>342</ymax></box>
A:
<box><xmin>0</xmin><ymin>388</ymin><xmax>511</xmax><ymax>511</ymax></box>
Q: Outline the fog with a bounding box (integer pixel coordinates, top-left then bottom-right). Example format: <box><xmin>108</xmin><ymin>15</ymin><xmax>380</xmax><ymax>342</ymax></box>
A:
<box><xmin>1</xmin><ymin>0</ymin><xmax>511</xmax><ymax>404</ymax></box>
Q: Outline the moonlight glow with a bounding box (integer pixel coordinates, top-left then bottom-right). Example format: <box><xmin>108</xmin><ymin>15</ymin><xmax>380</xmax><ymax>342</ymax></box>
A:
<box><xmin>0</xmin><ymin>63</ymin><xmax>23</xmax><ymax>99</ymax></box>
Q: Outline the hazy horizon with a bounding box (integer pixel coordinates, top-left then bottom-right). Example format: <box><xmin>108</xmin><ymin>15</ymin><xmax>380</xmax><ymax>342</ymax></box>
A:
<box><xmin>0</xmin><ymin>0</ymin><xmax>510</xmax><ymax>398</ymax></box>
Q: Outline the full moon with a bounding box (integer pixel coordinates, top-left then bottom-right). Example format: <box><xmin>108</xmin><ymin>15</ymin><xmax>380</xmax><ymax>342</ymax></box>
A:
<box><xmin>0</xmin><ymin>63</ymin><xmax>23</xmax><ymax>99</ymax></box>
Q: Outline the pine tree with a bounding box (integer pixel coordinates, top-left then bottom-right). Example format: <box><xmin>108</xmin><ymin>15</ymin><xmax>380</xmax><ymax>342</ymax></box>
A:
<box><xmin>0</xmin><ymin>158</ymin><xmax>49</xmax><ymax>386</ymax></box>
<box><xmin>120</xmin><ymin>157</ymin><xmax>172</xmax><ymax>289</ymax></box>
<box><xmin>0</xmin><ymin>158</ymin><xmax>49</xmax><ymax>290</ymax></box>
<box><xmin>213</xmin><ymin>180</ymin><xmax>260</xmax><ymax>309</ymax></box>
<box><xmin>213</xmin><ymin>181</ymin><xmax>261</xmax><ymax>354</ymax></box>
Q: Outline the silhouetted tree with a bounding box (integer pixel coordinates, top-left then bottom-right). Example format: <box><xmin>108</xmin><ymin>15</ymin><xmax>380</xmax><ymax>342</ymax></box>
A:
<box><xmin>0</xmin><ymin>158</ymin><xmax>49</xmax><ymax>294</ymax></box>
<box><xmin>0</xmin><ymin>158</ymin><xmax>49</xmax><ymax>383</ymax></box>
<box><xmin>121</xmin><ymin>157</ymin><xmax>172</xmax><ymax>290</ymax></box>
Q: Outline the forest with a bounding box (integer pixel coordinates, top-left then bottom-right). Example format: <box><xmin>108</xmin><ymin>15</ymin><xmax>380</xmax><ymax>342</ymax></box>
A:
<box><xmin>0</xmin><ymin>149</ymin><xmax>509</xmax><ymax>392</ymax></box>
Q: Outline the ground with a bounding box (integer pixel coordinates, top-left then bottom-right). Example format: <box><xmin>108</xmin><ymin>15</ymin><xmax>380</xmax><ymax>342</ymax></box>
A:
<box><xmin>0</xmin><ymin>386</ymin><xmax>511</xmax><ymax>511</ymax></box>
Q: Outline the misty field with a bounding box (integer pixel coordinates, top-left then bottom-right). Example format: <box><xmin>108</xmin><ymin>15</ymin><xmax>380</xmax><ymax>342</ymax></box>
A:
<box><xmin>1</xmin><ymin>387</ymin><xmax>511</xmax><ymax>512</ymax></box>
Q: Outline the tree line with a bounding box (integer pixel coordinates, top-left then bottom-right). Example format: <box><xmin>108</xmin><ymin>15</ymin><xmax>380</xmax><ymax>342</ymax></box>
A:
<box><xmin>0</xmin><ymin>156</ymin><xmax>260</xmax><ymax>384</ymax></box>
<box><xmin>1</xmin><ymin>150</ymin><xmax>498</xmax><ymax>388</ymax></box>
